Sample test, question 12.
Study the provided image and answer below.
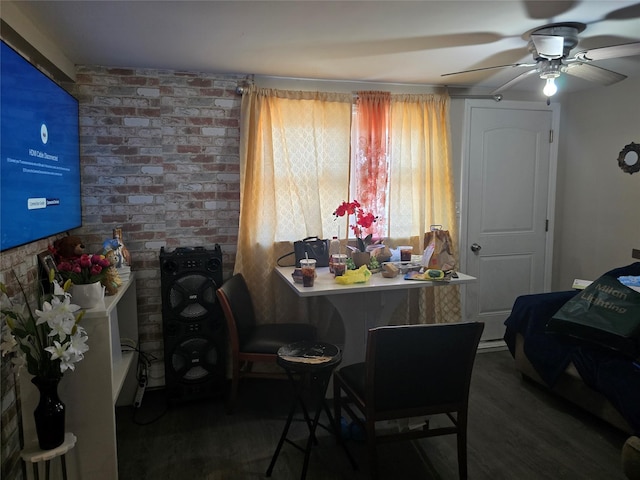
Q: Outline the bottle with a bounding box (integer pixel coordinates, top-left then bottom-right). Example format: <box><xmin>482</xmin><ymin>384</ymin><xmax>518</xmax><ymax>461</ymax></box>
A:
<box><xmin>329</xmin><ymin>236</ymin><xmax>340</xmax><ymax>273</ymax></box>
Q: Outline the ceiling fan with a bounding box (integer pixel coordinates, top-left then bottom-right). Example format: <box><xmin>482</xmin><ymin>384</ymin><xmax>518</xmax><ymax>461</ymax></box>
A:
<box><xmin>442</xmin><ymin>22</ymin><xmax>640</xmax><ymax>98</ymax></box>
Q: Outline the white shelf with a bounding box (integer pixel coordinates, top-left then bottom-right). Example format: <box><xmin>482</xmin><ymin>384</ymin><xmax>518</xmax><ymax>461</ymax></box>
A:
<box><xmin>20</xmin><ymin>274</ymin><xmax>138</xmax><ymax>480</ymax></box>
<box><xmin>112</xmin><ymin>350</ymin><xmax>136</xmax><ymax>403</ymax></box>
<box><xmin>82</xmin><ymin>274</ymin><xmax>136</xmax><ymax>319</ymax></box>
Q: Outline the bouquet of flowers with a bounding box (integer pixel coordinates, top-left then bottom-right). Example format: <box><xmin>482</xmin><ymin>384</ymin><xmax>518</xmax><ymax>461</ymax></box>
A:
<box><xmin>56</xmin><ymin>254</ymin><xmax>111</xmax><ymax>285</ymax></box>
<box><xmin>0</xmin><ymin>271</ymin><xmax>88</xmax><ymax>378</ymax></box>
<box><xmin>333</xmin><ymin>200</ymin><xmax>378</xmax><ymax>252</ymax></box>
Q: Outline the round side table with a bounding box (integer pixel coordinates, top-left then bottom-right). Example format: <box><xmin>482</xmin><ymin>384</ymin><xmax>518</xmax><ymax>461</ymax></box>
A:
<box><xmin>266</xmin><ymin>341</ymin><xmax>356</xmax><ymax>480</ymax></box>
<box><xmin>20</xmin><ymin>432</ymin><xmax>76</xmax><ymax>480</ymax></box>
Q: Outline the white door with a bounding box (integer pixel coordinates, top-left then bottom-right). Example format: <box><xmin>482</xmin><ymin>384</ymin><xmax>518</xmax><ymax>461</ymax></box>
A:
<box><xmin>461</xmin><ymin>100</ymin><xmax>559</xmax><ymax>341</ymax></box>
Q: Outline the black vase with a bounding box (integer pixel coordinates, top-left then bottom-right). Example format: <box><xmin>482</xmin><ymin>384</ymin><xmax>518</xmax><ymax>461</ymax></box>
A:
<box><xmin>32</xmin><ymin>376</ymin><xmax>65</xmax><ymax>450</ymax></box>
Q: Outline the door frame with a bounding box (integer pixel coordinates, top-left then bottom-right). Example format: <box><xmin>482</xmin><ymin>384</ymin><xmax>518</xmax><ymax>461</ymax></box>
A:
<box><xmin>458</xmin><ymin>99</ymin><xmax>561</xmax><ymax>322</ymax></box>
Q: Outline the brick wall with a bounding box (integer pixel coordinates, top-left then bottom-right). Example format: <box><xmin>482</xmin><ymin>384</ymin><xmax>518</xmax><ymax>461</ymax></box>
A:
<box><xmin>74</xmin><ymin>65</ymin><xmax>245</xmax><ymax>385</ymax></box>
<box><xmin>0</xmin><ymin>66</ymin><xmax>246</xmax><ymax>480</ymax></box>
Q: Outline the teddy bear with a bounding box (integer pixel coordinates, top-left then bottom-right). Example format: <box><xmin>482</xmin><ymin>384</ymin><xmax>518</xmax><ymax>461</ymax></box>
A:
<box><xmin>52</xmin><ymin>235</ymin><xmax>86</xmax><ymax>261</ymax></box>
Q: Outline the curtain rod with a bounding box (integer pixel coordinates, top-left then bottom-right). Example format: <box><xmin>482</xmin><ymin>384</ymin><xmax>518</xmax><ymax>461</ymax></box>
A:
<box><xmin>448</xmin><ymin>94</ymin><xmax>503</xmax><ymax>102</ymax></box>
<box><xmin>237</xmin><ymin>85</ymin><xmax>503</xmax><ymax>102</ymax></box>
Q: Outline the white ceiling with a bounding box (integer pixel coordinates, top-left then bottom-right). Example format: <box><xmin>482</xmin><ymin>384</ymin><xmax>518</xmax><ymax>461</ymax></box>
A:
<box><xmin>9</xmin><ymin>0</ymin><xmax>640</xmax><ymax>95</ymax></box>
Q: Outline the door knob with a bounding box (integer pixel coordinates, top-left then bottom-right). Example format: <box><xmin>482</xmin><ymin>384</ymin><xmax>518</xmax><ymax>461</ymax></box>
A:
<box><xmin>470</xmin><ymin>243</ymin><xmax>482</xmax><ymax>253</ymax></box>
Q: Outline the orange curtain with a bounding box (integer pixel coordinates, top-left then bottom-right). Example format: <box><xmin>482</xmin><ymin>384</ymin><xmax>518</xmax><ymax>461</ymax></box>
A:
<box><xmin>352</xmin><ymin>91</ymin><xmax>390</xmax><ymax>239</ymax></box>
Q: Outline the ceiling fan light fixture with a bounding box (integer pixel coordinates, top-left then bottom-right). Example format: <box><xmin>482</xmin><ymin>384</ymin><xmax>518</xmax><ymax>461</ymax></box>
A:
<box><xmin>538</xmin><ymin>58</ymin><xmax>562</xmax><ymax>96</ymax></box>
<box><xmin>542</xmin><ymin>77</ymin><xmax>558</xmax><ymax>97</ymax></box>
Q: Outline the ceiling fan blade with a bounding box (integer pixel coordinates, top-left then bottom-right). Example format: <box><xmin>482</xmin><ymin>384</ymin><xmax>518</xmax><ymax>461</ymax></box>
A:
<box><xmin>524</xmin><ymin>0</ymin><xmax>575</xmax><ymax>20</ymax></box>
<box><xmin>441</xmin><ymin>62</ymin><xmax>535</xmax><ymax>77</ymax></box>
<box><xmin>564</xmin><ymin>63</ymin><xmax>627</xmax><ymax>86</ymax></box>
<box><xmin>307</xmin><ymin>32</ymin><xmax>505</xmax><ymax>60</ymax></box>
<box><xmin>531</xmin><ymin>34</ymin><xmax>564</xmax><ymax>59</ymax></box>
<box><xmin>575</xmin><ymin>42</ymin><xmax>640</xmax><ymax>61</ymax></box>
<box><xmin>491</xmin><ymin>69</ymin><xmax>539</xmax><ymax>95</ymax></box>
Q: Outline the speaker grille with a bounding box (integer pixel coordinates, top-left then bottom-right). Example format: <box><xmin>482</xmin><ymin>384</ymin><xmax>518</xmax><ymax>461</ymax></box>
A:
<box><xmin>166</xmin><ymin>273</ymin><xmax>218</xmax><ymax>320</ymax></box>
<box><xmin>170</xmin><ymin>336</ymin><xmax>220</xmax><ymax>382</ymax></box>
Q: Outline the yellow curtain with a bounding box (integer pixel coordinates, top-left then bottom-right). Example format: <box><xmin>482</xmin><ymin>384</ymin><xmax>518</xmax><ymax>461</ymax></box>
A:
<box><xmin>236</xmin><ymin>85</ymin><xmax>352</xmax><ymax>330</ymax></box>
<box><xmin>388</xmin><ymin>93</ymin><xmax>461</xmax><ymax>324</ymax></box>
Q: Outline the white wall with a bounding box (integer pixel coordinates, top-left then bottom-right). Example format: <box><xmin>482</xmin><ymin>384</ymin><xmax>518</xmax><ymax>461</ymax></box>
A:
<box><xmin>553</xmin><ymin>76</ymin><xmax>640</xmax><ymax>288</ymax></box>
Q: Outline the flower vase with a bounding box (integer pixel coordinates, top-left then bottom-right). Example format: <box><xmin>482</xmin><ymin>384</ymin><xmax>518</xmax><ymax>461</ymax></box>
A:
<box><xmin>70</xmin><ymin>282</ymin><xmax>105</xmax><ymax>309</ymax></box>
<box><xmin>351</xmin><ymin>251</ymin><xmax>371</xmax><ymax>268</ymax></box>
<box><xmin>32</xmin><ymin>376</ymin><xmax>65</xmax><ymax>450</ymax></box>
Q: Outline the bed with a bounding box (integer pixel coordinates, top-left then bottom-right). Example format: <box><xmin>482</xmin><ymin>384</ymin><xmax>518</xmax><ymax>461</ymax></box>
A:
<box><xmin>503</xmin><ymin>262</ymin><xmax>640</xmax><ymax>436</ymax></box>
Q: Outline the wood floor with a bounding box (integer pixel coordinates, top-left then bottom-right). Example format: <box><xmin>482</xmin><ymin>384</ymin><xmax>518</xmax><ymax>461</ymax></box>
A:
<box><xmin>116</xmin><ymin>350</ymin><xmax>629</xmax><ymax>479</ymax></box>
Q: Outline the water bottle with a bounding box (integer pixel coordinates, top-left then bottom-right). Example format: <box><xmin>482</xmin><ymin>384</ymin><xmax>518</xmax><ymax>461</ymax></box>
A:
<box><xmin>329</xmin><ymin>236</ymin><xmax>340</xmax><ymax>273</ymax></box>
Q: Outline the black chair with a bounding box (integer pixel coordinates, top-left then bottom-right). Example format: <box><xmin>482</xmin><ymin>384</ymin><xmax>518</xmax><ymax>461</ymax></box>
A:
<box><xmin>216</xmin><ymin>273</ymin><xmax>317</xmax><ymax>413</ymax></box>
<box><xmin>333</xmin><ymin>321</ymin><xmax>484</xmax><ymax>480</ymax></box>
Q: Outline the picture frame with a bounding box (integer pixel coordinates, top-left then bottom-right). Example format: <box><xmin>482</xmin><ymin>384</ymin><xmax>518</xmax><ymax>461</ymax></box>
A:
<box><xmin>37</xmin><ymin>250</ymin><xmax>63</xmax><ymax>286</ymax></box>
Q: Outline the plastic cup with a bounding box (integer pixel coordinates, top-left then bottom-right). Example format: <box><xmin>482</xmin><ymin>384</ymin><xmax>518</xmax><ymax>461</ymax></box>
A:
<box><xmin>399</xmin><ymin>246</ymin><xmax>413</xmax><ymax>262</ymax></box>
<box><xmin>332</xmin><ymin>254</ymin><xmax>347</xmax><ymax>277</ymax></box>
<box><xmin>300</xmin><ymin>259</ymin><xmax>316</xmax><ymax>287</ymax></box>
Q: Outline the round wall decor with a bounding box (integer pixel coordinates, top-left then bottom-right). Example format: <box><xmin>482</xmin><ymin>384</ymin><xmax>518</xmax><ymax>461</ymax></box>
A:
<box><xmin>617</xmin><ymin>142</ymin><xmax>640</xmax><ymax>175</ymax></box>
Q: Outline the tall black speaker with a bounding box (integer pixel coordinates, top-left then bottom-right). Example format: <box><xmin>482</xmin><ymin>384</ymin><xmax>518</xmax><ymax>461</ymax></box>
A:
<box><xmin>160</xmin><ymin>245</ymin><xmax>226</xmax><ymax>403</ymax></box>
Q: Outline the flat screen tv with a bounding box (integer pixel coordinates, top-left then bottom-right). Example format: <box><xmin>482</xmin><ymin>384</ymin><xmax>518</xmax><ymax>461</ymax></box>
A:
<box><xmin>1</xmin><ymin>40</ymin><xmax>81</xmax><ymax>252</ymax></box>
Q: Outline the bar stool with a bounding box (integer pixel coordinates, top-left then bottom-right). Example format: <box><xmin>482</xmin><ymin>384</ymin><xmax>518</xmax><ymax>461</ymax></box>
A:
<box><xmin>266</xmin><ymin>341</ymin><xmax>356</xmax><ymax>480</ymax></box>
<box><xmin>20</xmin><ymin>432</ymin><xmax>76</xmax><ymax>480</ymax></box>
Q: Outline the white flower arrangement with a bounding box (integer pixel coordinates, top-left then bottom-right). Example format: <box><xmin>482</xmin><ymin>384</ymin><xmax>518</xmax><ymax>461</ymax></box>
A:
<box><xmin>0</xmin><ymin>271</ymin><xmax>88</xmax><ymax>379</ymax></box>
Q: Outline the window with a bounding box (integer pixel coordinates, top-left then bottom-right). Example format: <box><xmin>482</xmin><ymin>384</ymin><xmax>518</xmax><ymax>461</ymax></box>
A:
<box><xmin>237</xmin><ymin>86</ymin><xmax>458</xmax><ymax>324</ymax></box>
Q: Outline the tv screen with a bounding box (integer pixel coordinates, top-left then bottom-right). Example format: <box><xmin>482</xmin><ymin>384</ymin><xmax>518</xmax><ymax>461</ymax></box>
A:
<box><xmin>1</xmin><ymin>40</ymin><xmax>81</xmax><ymax>252</ymax></box>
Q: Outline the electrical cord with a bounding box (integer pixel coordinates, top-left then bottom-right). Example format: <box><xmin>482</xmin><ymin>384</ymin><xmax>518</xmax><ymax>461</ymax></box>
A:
<box><xmin>119</xmin><ymin>340</ymin><xmax>168</xmax><ymax>425</ymax></box>
<box><xmin>120</xmin><ymin>337</ymin><xmax>137</xmax><ymax>349</ymax></box>
<box><xmin>131</xmin><ymin>389</ymin><xmax>169</xmax><ymax>425</ymax></box>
